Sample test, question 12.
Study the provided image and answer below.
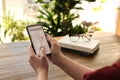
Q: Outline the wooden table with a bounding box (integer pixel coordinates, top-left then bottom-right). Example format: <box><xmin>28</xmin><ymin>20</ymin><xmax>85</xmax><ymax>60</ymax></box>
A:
<box><xmin>0</xmin><ymin>32</ymin><xmax>120</xmax><ymax>80</ymax></box>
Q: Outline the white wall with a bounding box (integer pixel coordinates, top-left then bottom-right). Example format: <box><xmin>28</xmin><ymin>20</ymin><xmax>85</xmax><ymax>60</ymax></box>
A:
<box><xmin>98</xmin><ymin>0</ymin><xmax>119</xmax><ymax>33</ymax></box>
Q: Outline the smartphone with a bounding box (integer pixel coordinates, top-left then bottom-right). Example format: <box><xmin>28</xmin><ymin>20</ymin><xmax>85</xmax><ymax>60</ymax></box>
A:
<box><xmin>26</xmin><ymin>24</ymin><xmax>51</xmax><ymax>55</ymax></box>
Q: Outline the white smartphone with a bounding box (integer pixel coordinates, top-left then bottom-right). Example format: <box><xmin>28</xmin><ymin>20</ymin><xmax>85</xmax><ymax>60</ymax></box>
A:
<box><xmin>26</xmin><ymin>24</ymin><xmax>51</xmax><ymax>55</ymax></box>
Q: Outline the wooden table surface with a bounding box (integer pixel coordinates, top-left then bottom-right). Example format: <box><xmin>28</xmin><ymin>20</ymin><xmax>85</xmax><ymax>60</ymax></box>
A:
<box><xmin>0</xmin><ymin>32</ymin><xmax>120</xmax><ymax>80</ymax></box>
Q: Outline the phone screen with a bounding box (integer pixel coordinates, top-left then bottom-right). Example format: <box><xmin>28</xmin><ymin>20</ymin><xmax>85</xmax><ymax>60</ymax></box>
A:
<box><xmin>27</xmin><ymin>25</ymin><xmax>51</xmax><ymax>55</ymax></box>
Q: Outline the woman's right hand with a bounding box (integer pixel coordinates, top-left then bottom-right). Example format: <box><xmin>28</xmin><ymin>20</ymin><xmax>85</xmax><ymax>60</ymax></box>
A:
<box><xmin>46</xmin><ymin>34</ymin><xmax>64</xmax><ymax>65</ymax></box>
<box><xmin>29</xmin><ymin>46</ymin><xmax>48</xmax><ymax>80</ymax></box>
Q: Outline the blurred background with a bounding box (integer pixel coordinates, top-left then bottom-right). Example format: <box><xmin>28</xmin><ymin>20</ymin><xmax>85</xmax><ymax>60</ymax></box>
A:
<box><xmin>0</xmin><ymin>0</ymin><xmax>120</xmax><ymax>43</ymax></box>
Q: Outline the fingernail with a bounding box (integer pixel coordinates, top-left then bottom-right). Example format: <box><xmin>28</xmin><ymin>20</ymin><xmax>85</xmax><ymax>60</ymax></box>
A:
<box><xmin>40</xmin><ymin>46</ymin><xmax>45</xmax><ymax>50</ymax></box>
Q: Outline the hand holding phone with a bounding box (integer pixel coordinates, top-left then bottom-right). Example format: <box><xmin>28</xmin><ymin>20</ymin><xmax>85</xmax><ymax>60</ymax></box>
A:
<box><xmin>26</xmin><ymin>24</ymin><xmax>51</xmax><ymax>55</ymax></box>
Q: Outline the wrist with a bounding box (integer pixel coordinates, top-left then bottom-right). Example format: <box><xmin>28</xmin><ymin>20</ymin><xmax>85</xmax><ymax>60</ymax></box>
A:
<box><xmin>37</xmin><ymin>71</ymin><xmax>48</xmax><ymax>80</ymax></box>
<box><xmin>53</xmin><ymin>54</ymin><xmax>66</xmax><ymax>66</ymax></box>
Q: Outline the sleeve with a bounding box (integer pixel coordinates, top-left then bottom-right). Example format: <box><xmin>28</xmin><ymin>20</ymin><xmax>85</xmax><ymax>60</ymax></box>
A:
<box><xmin>83</xmin><ymin>61</ymin><xmax>120</xmax><ymax>80</ymax></box>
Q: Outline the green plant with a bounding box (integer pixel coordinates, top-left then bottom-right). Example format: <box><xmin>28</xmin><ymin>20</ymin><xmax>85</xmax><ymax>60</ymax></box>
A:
<box><xmin>0</xmin><ymin>12</ymin><xmax>34</xmax><ymax>43</ymax></box>
<box><xmin>36</xmin><ymin>0</ymin><xmax>96</xmax><ymax>37</ymax></box>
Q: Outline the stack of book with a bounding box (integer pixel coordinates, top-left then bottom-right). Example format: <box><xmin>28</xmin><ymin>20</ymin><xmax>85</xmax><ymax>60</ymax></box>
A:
<box><xmin>58</xmin><ymin>35</ymin><xmax>100</xmax><ymax>56</ymax></box>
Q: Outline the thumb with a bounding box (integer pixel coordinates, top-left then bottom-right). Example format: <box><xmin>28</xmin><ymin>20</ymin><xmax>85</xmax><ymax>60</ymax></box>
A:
<box><xmin>40</xmin><ymin>46</ymin><xmax>46</xmax><ymax>57</ymax></box>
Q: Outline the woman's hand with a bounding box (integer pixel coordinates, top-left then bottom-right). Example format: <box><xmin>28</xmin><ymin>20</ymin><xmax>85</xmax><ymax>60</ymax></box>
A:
<box><xmin>46</xmin><ymin>34</ymin><xmax>64</xmax><ymax>65</ymax></box>
<box><xmin>29</xmin><ymin>46</ymin><xmax>48</xmax><ymax>80</ymax></box>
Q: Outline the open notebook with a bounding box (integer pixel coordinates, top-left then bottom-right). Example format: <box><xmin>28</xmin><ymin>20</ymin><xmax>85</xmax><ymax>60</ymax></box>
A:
<box><xmin>58</xmin><ymin>35</ymin><xmax>100</xmax><ymax>55</ymax></box>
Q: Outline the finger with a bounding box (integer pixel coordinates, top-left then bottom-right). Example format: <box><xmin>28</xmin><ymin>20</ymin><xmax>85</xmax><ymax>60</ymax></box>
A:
<box><xmin>40</xmin><ymin>46</ymin><xmax>46</xmax><ymax>57</ymax></box>
<box><xmin>46</xmin><ymin>34</ymin><xmax>54</xmax><ymax>43</ymax></box>
<box><xmin>46</xmin><ymin>34</ymin><xmax>57</xmax><ymax>45</ymax></box>
<box><xmin>29</xmin><ymin>45</ymin><xmax>36</xmax><ymax>58</ymax></box>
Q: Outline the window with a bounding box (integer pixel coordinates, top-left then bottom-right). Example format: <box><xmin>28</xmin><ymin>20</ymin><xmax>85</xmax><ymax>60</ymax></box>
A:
<box><xmin>0</xmin><ymin>1</ymin><xmax>2</xmax><ymax>17</ymax></box>
<box><xmin>79</xmin><ymin>0</ymin><xmax>119</xmax><ymax>33</ymax></box>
